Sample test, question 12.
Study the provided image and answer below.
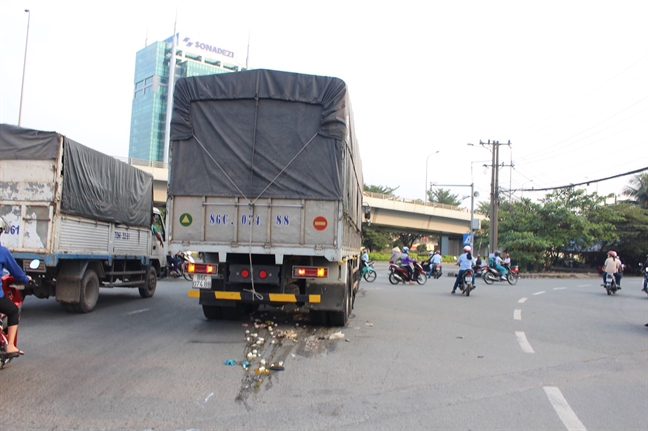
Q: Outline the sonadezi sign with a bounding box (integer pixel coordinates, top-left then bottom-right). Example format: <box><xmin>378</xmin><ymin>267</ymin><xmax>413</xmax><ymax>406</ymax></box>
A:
<box><xmin>182</xmin><ymin>37</ymin><xmax>234</xmax><ymax>58</ymax></box>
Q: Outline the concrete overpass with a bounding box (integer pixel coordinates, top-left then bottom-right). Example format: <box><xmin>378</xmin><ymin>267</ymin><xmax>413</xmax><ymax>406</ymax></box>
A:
<box><xmin>363</xmin><ymin>192</ymin><xmax>487</xmax><ymax>255</ymax></box>
<box><xmin>124</xmin><ymin>159</ymin><xmax>486</xmax><ymax>255</ymax></box>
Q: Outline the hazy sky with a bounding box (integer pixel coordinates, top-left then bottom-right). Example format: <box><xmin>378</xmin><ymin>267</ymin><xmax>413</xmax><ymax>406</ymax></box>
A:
<box><xmin>1</xmin><ymin>0</ymin><xmax>646</xmax><ymax>207</ymax></box>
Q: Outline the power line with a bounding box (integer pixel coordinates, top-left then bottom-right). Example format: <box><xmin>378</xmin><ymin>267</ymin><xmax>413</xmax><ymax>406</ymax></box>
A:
<box><xmin>515</xmin><ymin>167</ymin><xmax>648</xmax><ymax>193</ymax></box>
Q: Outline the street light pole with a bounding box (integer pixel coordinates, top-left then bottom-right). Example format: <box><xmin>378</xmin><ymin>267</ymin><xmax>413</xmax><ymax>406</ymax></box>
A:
<box><xmin>424</xmin><ymin>151</ymin><xmax>440</xmax><ymax>202</ymax></box>
<box><xmin>18</xmin><ymin>9</ymin><xmax>31</xmax><ymax>127</ymax></box>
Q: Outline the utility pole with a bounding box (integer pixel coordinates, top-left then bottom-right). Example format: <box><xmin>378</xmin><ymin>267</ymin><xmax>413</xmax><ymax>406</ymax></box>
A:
<box><xmin>480</xmin><ymin>140</ymin><xmax>512</xmax><ymax>255</ymax></box>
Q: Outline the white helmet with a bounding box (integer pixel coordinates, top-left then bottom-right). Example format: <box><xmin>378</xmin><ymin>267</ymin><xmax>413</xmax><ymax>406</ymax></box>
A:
<box><xmin>463</xmin><ymin>245</ymin><xmax>472</xmax><ymax>252</ymax></box>
<box><xmin>0</xmin><ymin>216</ymin><xmax>9</xmax><ymax>233</ymax></box>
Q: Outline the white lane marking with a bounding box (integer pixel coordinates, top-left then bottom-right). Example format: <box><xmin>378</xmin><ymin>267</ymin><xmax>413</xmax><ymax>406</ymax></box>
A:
<box><xmin>544</xmin><ymin>386</ymin><xmax>587</xmax><ymax>431</ymax></box>
<box><xmin>577</xmin><ymin>284</ymin><xmax>590</xmax><ymax>287</ymax></box>
<box><xmin>533</xmin><ymin>291</ymin><xmax>546</xmax><ymax>295</ymax></box>
<box><xmin>514</xmin><ymin>309</ymin><xmax>522</xmax><ymax>320</ymax></box>
<box><xmin>515</xmin><ymin>331</ymin><xmax>535</xmax><ymax>353</ymax></box>
<box><xmin>126</xmin><ymin>308</ymin><xmax>150</xmax><ymax>315</ymax></box>
<box><xmin>518</xmin><ymin>297</ymin><xmax>528</xmax><ymax>303</ymax></box>
<box><xmin>553</xmin><ymin>287</ymin><xmax>567</xmax><ymax>290</ymax></box>
<box><xmin>205</xmin><ymin>392</ymin><xmax>214</xmax><ymax>403</ymax></box>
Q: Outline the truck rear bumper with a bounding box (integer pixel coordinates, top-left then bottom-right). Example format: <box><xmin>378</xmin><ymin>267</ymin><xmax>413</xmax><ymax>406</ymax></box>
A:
<box><xmin>189</xmin><ymin>289</ymin><xmax>321</xmax><ymax>306</ymax></box>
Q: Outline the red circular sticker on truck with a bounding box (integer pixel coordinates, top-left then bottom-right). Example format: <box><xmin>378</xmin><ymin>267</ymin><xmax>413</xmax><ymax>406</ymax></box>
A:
<box><xmin>313</xmin><ymin>216</ymin><xmax>328</xmax><ymax>231</ymax></box>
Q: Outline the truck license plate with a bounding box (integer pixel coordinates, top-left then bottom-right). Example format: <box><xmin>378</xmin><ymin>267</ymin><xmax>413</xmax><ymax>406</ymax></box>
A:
<box><xmin>193</xmin><ymin>274</ymin><xmax>212</xmax><ymax>289</ymax></box>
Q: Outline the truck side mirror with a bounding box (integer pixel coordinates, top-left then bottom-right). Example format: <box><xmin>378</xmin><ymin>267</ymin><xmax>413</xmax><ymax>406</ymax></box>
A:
<box><xmin>362</xmin><ymin>204</ymin><xmax>371</xmax><ymax>220</ymax></box>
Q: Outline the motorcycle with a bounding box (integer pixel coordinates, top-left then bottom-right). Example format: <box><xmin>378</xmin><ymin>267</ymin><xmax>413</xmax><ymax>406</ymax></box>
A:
<box><xmin>388</xmin><ymin>261</ymin><xmax>427</xmax><ymax>285</ymax></box>
<box><xmin>163</xmin><ymin>251</ymin><xmax>195</xmax><ymax>281</ymax></box>
<box><xmin>456</xmin><ymin>268</ymin><xmax>475</xmax><ymax>296</ymax></box>
<box><xmin>361</xmin><ymin>261</ymin><xmax>376</xmax><ymax>282</ymax></box>
<box><xmin>1</xmin><ymin>274</ymin><xmax>23</xmax><ymax>369</ymax></box>
<box><xmin>483</xmin><ymin>265</ymin><xmax>519</xmax><ymax>285</ymax></box>
<box><xmin>640</xmin><ymin>263</ymin><xmax>648</xmax><ymax>295</ymax></box>
<box><xmin>473</xmin><ymin>264</ymin><xmax>487</xmax><ymax>278</ymax></box>
<box><xmin>602</xmin><ymin>272</ymin><xmax>618</xmax><ymax>295</ymax></box>
<box><xmin>421</xmin><ymin>261</ymin><xmax>443</xmax><ymax>279</ymax></box>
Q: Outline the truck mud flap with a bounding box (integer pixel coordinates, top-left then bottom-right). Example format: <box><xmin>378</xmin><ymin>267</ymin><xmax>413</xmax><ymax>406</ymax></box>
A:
<box><xmin>188</xmin><ymin>290</ymin><xmax>320</xmax><ymax>305</ymax></box>
<box><xmin>55</xmin><ymin>260</ymin><xmax>89</xmax><ymax>303</ymax></box>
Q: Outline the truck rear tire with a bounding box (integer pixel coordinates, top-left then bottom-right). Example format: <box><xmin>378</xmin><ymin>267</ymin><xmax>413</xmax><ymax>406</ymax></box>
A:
<box><xmin>329</xmin><ymin>284</ymin><xmax>350</xmax><ymax>327</ymax></box>
<box><xmin>76</xmin><ymin>269</ymin><xmax>99</xmax><ymax>313</ymax></box>
<box><xmin>139</xmin><ymin>267</ymin><xmax>157</xmax><ymax>298</ymax></box>
<box><xmin>202</xmin><ymin>305</ymin><xmax>224</xmax><ymax>320</ymax></box>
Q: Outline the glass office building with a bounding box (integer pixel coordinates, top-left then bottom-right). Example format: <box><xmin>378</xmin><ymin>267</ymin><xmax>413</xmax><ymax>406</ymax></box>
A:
<box><xmin>128</xmin><ymin>36</ymin><xmax>245</xmax><ymax>163</ymax></box>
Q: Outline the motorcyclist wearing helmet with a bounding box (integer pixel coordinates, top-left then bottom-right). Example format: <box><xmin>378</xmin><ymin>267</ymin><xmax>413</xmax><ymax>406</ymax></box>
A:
<box><xmin>0</xmin><ymin>216</ymin><xmax>31</xmax><ymax>358</ymax></box>
<box><xmin>493</xmin><ymin>251</ymin><xmax>507</xmax><ymax>280</ymax></box>
<box><xmin>452</xmin><ymin>245</ymin><xmax>475</xmax><ymax>294</ymax></box>
<box><xmin>427</xmin><ymin>250</ymin><xmax>442</xmax><ymax>277</ymax></box>
<box><xmin>400</xmin><ymin>246</ymin><xmax>415</xmax><ymax>284</ymax></box>
<box><xmin>602</xmin><ymin>250</ymin><xmax>620</xmax><ymax>289</ymax></box>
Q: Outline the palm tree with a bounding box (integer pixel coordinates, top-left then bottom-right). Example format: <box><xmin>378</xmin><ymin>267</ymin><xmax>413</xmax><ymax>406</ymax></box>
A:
<box><xmin>622</xmin><ymin>173</ymin><xmax>648</xmax><ymax>208</ymax></box>
<box><xmin>428</xmin><ymin>188</ymin><xmax>461</xmax><ymax>206</ymax></box>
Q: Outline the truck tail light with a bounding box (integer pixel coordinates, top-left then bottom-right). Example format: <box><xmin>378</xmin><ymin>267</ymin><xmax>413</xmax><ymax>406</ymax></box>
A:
<box><xmin>189</xmin><ymin>263</ymin><xmax>216</xmax><ymax>274</ymax></box>
<box><xmin>292</xmin><ymin>266</ymin><xmax>328</xmax><ymax>278</ymax></box>
<box><xmin>240</xmin><ymin>269</ymin><xmax>250</xmax><ymax>279</ymax></box>
<box><xmin>258</xmin><ymin>270</ymin><xmax>268</xmax><ymax>279</ymax></box>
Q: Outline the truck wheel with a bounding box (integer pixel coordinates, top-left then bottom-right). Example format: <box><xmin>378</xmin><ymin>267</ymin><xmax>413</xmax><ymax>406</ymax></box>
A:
<box><xmin>202</xmin><ymin>305</ymin><xmax>223</xmax><ymax>320</ymax></box>
<box><xmin>76</xmin><ymin>269</ymin><xmax>100</xmax><ymax>313</ymax></box>
<box><xmin>329</xmin><ymin>285</ymin><xmax>350</xmax><ymax>327</ymax></box>
<box><xmin>139</xmin><ymin>267</ymin><xmax>157</xmax><ymax>298</ymax></box>
<box><xmin>309</xmin><ymin>310</ymin><xmax>327</xmax><ymax>325</ymax></box>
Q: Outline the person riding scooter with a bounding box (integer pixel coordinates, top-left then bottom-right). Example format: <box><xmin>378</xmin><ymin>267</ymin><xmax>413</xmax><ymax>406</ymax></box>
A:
<box><xmin>490</xmin><ymin>251</ymin><xmax>507</xmax><ymax>280</ymax></box>
<box><xmin>0</xmin><ymin>216</ymin><xmax>31</xmax><ymax>359</ymax></box>
<box><xmin>427</xmin><ymin>250</ymin><xmax>442</xmax><ymax>277</ymax></box>
<box><xmin>400</xmin><ymin>247</ymin><xmax>416</xmax><ymax>284</ymax></box>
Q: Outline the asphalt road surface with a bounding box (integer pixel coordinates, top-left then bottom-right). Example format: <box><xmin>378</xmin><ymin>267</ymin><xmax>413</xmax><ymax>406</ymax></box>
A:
<box><xmin>1</xmin><ymin>263</ymin><xmax>647</xmax><ymax>430</ymax></box>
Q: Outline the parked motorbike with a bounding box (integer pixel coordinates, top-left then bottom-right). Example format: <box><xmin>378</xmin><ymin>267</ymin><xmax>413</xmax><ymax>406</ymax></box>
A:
<box><xmin>422</xmin><ymin>262</ymin><xmax>443</xmax><ymax>279</ymax></box>
<box><xmin>455</xmin><ymin>268</ymin><xmax>476</xmax><ymax>296</ymax></box>
<box><xmin>602</xmin><ymin>272</ymin><xmax>619</xmax><ymax>295</ymax></box>
<box><xmin>388</xmin><ymin>262</ymin><xmax>427</xmax><ymax>285</ymax></box>
<box><xmin>483</xmin><ymin>265</ymin><xmax>519</xmax><ymax>285</ymax></box>
<box><xmin>361</xmin><ymin>261</ymin><xmax>376</xmax><ymax>282</ymax></box>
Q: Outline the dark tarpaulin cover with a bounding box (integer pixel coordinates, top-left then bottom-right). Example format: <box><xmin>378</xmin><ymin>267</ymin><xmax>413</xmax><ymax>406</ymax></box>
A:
<box><xmin>169</xmin><ymin>69</ymin><xmax>350</xmax><ymax>200</ymax></box>
<box><xmin>0</xmin><ymin>123</ymin><xmax>60</xmax><ymax>160</ymax></box>
<box><xmin>0</xmin><ymin>124</ymin><xmax>153</xmax><ymax>228</ymax></box>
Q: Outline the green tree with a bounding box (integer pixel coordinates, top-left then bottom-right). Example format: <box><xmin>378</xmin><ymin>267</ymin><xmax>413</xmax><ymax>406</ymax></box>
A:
<box><xmin>394</xmin><ymin>232</ymin><xmax>422</xmax><ymax>249</ymax></box>
<box><xmin>428</xmin><ymin>188</ymin><xmax>461</xmax><ymax>205</ymax></box>
<box><xmin>622</xmin><ymin>173</ymin><xmax>648</xmax><ymax>208</ymax></box>
<box><xmin>497</xmin><ymin>189</ymin><xmax>619</xmax><ymax>270</ymax></box>
<box><xmin>364</xmin><ymin>184</ymin><xmax>399</xmax><ymax>195</ymax></box>
<box><xmin>476</xmin><ymin>200</ymin><xmax>491</xmax><ymax>217</ymax></box>
<box><xmin>362</xmin><ymin>226</ymin><xmax>392</xmax><ymax>252</ymax></box>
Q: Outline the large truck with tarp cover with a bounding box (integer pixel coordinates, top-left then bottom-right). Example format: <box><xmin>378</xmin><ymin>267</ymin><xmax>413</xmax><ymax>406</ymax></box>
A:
<box><xmin>168</xmin><ymin>69</ymin><xmax>367</xmax><ymax>326</ymax></box>
<box><xmin>0</xmin><ymin>124</ymin><xmax>166</xmax><ymax>312</ymax></box>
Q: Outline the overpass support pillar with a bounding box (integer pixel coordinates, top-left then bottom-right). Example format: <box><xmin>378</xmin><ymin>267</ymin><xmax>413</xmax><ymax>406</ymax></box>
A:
<box><xmin>440</xmin><ymin>235</ymin><xmax>449</xmax><ymax>255</ymax></box>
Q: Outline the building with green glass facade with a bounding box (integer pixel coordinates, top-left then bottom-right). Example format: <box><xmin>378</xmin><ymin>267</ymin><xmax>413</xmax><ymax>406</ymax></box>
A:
<box><xmin>128</xmin><ymin>35</ymin><xmax>245</xmax><ymax>163</ymax></box>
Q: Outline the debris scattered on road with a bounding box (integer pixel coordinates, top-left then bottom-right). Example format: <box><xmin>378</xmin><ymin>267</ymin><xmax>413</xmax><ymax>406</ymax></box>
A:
<box><xmin>329</xmin><ymin>331</ymin><xmax>345</xmax><ymax>340</ymax></box>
